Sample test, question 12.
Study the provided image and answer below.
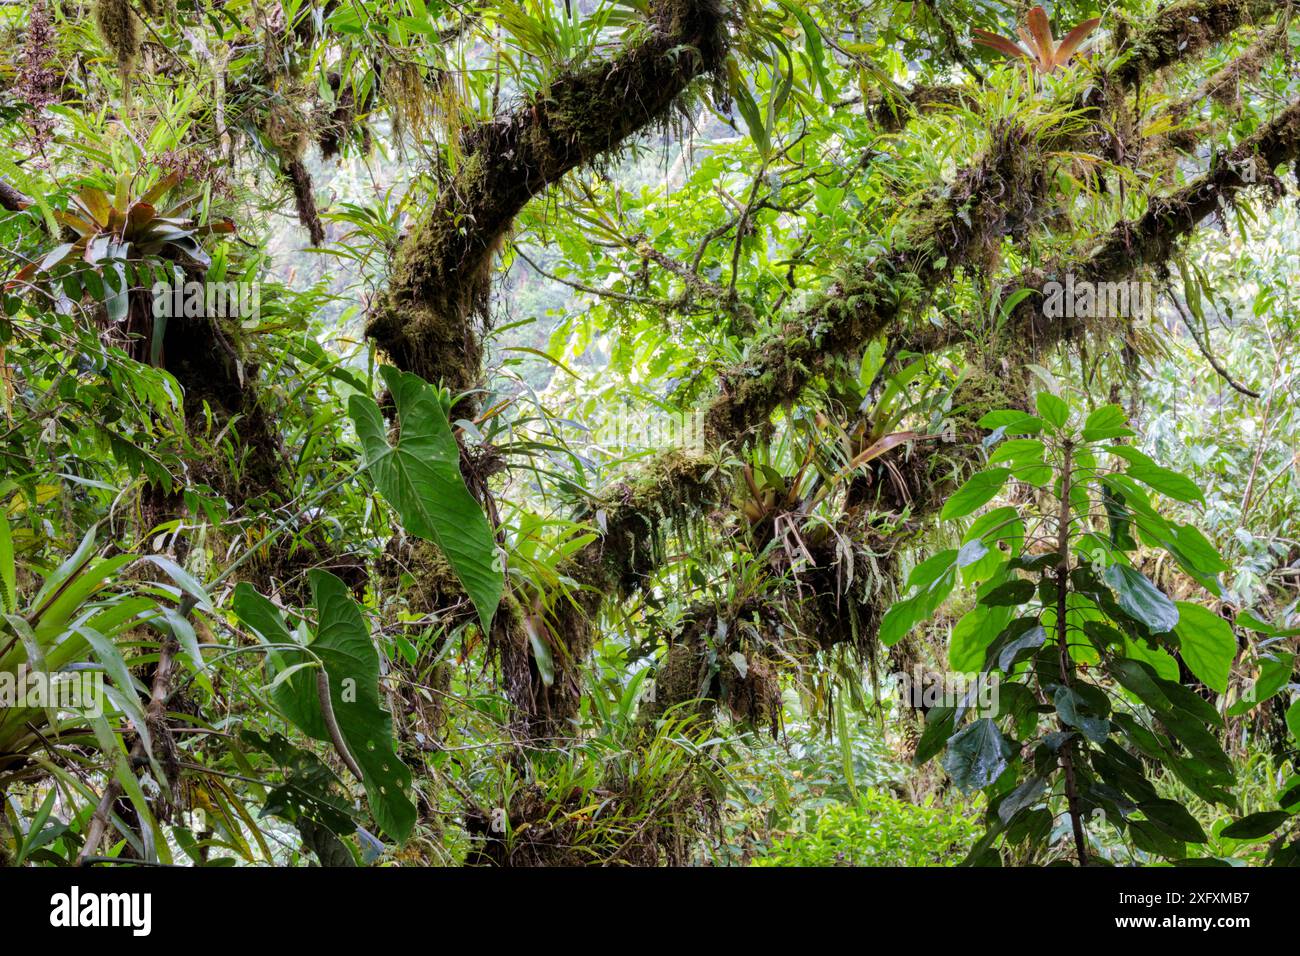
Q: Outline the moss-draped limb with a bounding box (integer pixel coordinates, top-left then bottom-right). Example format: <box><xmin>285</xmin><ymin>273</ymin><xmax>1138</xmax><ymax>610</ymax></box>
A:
<box><xmin>366</xmin><ymin>0</ymin><xmax>728</xmax><ymax>396</ymax></box>
<box><xmin>1111</xmin><ymin>0</ymin><xmax>1278</xmax><ymax>89</ymax></box>
<box><xmin>702</xmin><ymin>1</ymin><xmax>1285</xmax><ymax>445</ymax></box>
<box><xmin>704</xmin><ymin>120</ymin><xmax>1049</xmax><ymax>444</ymax></box>
<box><xmin>902</xmin><ymin>94</ymin><xmax>1300</xmax><ymax>357</ymax></box>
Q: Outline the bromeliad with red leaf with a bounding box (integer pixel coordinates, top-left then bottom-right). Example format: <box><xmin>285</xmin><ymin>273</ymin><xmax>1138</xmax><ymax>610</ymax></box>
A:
<box><xmin>7</xmin><ymin>173</ymin><xmax>236</xmax><ymax>362</ymax></box>
<box><xmin>972</xmin><ymin>5</ymin><xmax>1100</xmax><ymax>74</ymax></box>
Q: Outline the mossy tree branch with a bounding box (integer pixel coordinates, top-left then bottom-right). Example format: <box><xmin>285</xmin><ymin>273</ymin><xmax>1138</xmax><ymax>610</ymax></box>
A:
<box><xmin>366</xmin><ymin>0</ymin><xmax>728</xmax><ymax>398</ymax></box>
<box><xmin>902</xmin><ymin>93</ymin><xmax>1300</xmax><ymax>356</ymax></box>
<box><xmin>703</xmin><ymin>0</ymin><xmax>1286</xmax><ymax>445</ymax></box>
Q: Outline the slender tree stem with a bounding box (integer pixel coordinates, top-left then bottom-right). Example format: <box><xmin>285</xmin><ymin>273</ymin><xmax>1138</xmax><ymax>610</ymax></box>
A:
<box><xmin>1055</xmin><ymin>440</ymin><xmax>1089</xmax><ymax>867</ymax></box>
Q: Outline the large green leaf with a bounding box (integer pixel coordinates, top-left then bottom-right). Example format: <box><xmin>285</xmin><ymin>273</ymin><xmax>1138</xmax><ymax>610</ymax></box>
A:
<box><xmin>1035</xmin><ymin>392</ymin><xmax>1070</xmax><ymax>429</ymax></box>
<box><xmin>1172</xmin><ymin>601</ymin><xmax>1236</xmax><ymax>694</ymax></box>
<box><xmin>949</xmin><ymin>602</ymin><xmax>1013</xmax><ymax>673</ymax></box>
<box><xmin>1140</xmin><ymin>799</ymin><xmax>1207</xmax><ymax>843</ymax></box>
<box><xmin>1081</xmin><ymin>404</ymin><xmax>1134</xmax><ymax>442</ymax></box>
<box><xmin>942</xmin><ymin>718</ymin><xmax>1012</xmax><ymax>792</ymax></box>
<box><xmin>1107</xmin><ymin>447</ymin><xmax>1204</xmax><ymax>504</ymax></box>
<box><xmin>941</xmin><ymin>468</ymin><xmax>1011</xmax><ymax>521</ymax></box>
<box><xmin>1220</xmin><ymin>811</ymin><xmax>1290</xmax><ymax>840</ymax></box>
<box><xmin>880</xmin><ymin>552</ymin><xmax>957</xmax><ymax>646</ymax></box>
<box><xmin>350</xmin><ymin>366</ymin><xmax>502</xmax><ymax>632</ymax></box>
<box><xmin>1054</xmin><ymin>686</ymin><xmax>1111</xmax><ymax>745</ymax></box>
<box><xmin>1104</xmin><ymin>564</ymin><xmax>1178</xmax><ymax>633</ymax></box>
<box><xmin>234</xmin><ymin>574</ymin><xmax>416</xmax><ymax>843</ymax></box>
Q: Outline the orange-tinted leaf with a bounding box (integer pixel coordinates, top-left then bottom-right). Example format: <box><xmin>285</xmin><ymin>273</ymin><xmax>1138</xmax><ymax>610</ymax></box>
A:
<box><xmin>1015</xmin><ymin>26</ymin><xmax>1048</xmax><ymax>70</ymax></box>
<box><xmin>197</xmin><ymin>216</ymin><xmax>237</xmax><ymax>235</ymax></box>
<box><xmin>53</xmin><ymin>211</ymin><xmax>97</xmax><ymax>236</ymax></box>
<box><xmin>849</xmin><ymin>431</ymin><xmax>922</xmax><ymax>469</ymax></box>
<box><xmin>1055</xmin><ymin>17</ymin><xmax>1101</xmax><ymax>67</ymax></box>
<box><xmin>126</xmin><ymin>201</ymin><xmax>157</xmax><ymax>235</ymax></box>
<box><xmin>1027</xmin><ymin>6</ymin><xmax>1056</xmax><ymax>69</ymax></box>
<box><xmin>972</xmin><ymin>29</ymin><xmax>1031</xmax><ymax>63</ymax></box>
<box><xmin>6</xmin><ymin>261</ymin><xmax>39</xmax><ymax>289</ymax></box>
<box><xmin>74</xmin><ymin>188</ymin><xmax>110</xmax><ymax>227</ymax></box>
<box><xmin>140</xmin><ymin>173</ymin><xmax>180</xmax><ymax>207</ymax></box>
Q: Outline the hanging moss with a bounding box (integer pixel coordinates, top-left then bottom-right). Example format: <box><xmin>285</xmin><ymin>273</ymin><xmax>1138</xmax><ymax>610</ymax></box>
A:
<box><xmin>284</xmin><ymin>157</ymin><xmax>325</xmax><ymax>245</ymax></box>
<box><xmin>318</xmin><ymin>71</ymin><xmax>374</xmax><ymax>160</ymax></box>
<box><xmin>570</xmin><ymin>450</ymin><xmax>724</xmax><ymax>597</ymax></box>
<box><xmin>95</xmin><ymin>0</ymin><xmax>140</xmax><ymax>70</ymax></box>
<box><xmin>1112</xmin><ymin>0</ymin><xmax>1278</xmax><ymax>88</ymax></box>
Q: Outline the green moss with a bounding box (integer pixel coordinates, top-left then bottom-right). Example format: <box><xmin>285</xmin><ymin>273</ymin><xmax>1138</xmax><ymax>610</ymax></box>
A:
<box><xmin>95</xmin><ymin>0</ymin><xmax>139</xmax><ymax>68</ymax></box>
<box><xmin>576</xmin><ymin>451</ymin><xmax>723</xmax><ymax>596</ymax></box>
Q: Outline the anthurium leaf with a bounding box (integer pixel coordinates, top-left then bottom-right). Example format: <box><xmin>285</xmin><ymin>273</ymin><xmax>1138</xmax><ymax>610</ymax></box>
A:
<box><xmin>305</xmin><ymin>571</ymin><xmax>414</xmax><ymax>843</ymax></box>
<box><xmin>1172</xmin><ymin>602</ymin><xmax>1236</xmax><ymax>694</ymax></box>
<box><xmin>942</xmin><ymin>718</ymin><xmax>1012</xmax><ymax>792</ymax></box>
<box><xmin>1104</xmin><ymin>564</ymin><xmax>1178</xmax><ymax>633</ymax></box>
<box><xmin>350</xmin><ymin>366</ymin><xmax>502</xmax><ymax>632</ymax></box>
<box><xmin>941</xmin><ymin>468</ymin><xmax>1011</xmax><ymax>520</ymax></box>
<box><xmin>235</xmin><ymin>575</ymin><xmax>415</xmax><ymax>843</ymax></box>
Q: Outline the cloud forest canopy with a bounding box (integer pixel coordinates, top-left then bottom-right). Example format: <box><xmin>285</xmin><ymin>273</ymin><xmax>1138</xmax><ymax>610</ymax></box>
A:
<box><xmin>0</xmin><ymin>0</ymin><xmax>1298</xmax><ymax>869</ymax></box>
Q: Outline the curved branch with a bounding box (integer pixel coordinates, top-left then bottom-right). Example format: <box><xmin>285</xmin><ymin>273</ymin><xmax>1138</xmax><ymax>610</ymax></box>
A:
<box><xmin>367</xmin><ymin>0</ymin><xmax>728</xmax><ymax>397</ymax></box>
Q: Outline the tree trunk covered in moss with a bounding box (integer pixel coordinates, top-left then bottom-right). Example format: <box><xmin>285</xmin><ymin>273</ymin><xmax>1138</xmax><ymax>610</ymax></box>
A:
<box><xmin>366</xmin><ymin>0</ymin><xmax>728</xmax><ymax>398</ymax></box>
